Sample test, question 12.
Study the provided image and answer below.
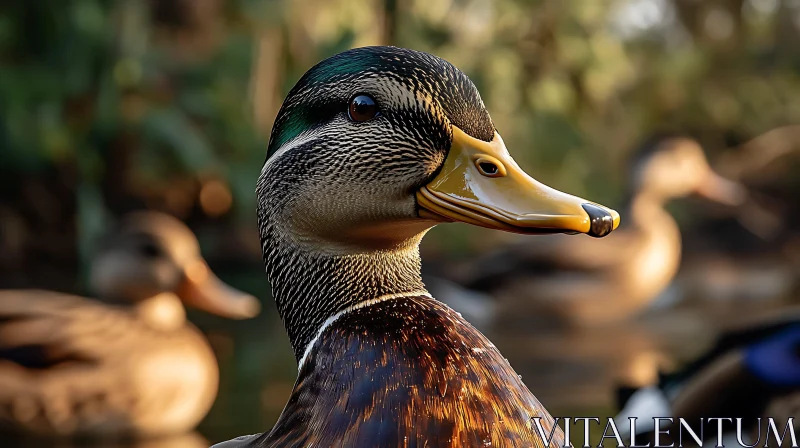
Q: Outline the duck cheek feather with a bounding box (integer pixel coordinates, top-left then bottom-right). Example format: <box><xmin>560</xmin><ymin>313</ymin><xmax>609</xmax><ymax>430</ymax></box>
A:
<box><xmin>252</xmin><ymin>295</ymin><xmax>565</xmax><ymax>447</ymax></box>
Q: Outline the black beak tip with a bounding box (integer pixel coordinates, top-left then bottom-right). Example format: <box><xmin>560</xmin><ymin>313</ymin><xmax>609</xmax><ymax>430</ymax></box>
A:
<box><xmin>582</xmin><ymin>203</ymin><xmax>614</xmax><ymax>238</ymax></box>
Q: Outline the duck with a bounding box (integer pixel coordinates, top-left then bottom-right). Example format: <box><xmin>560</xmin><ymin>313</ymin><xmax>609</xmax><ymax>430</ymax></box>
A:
<box><xmin>441</xmin><ymin>134</ymin><xmax>747</xmax><ymax>327</ymax></box>
<box><xmin>212</xmin><ymin>46</ymin><xmax>620</xmax><ymax>447</ymax></box>
<box><xmin>0</xmin><ymin>211</ymin><xmax>260</xmax><ymax>439</ymax></box>
<box><xmin>614</xmin><ymin>307</ymin><xmax>800</xmax><ymax>446</ymax></box>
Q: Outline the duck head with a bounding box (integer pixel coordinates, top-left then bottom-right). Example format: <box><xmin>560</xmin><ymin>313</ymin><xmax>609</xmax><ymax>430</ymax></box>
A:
<box><xmin>257</xmin><ymin>46</ymin><xmax>619</xmax><ymax>253</ymax></box>
<box><xmin>90</xmin><ymin>212</ymin><xmax>260</xmax><ymax>319</ymax></box>
<box><xmin>631</xmin><ymin>136</ymin><xmax>746</xmax><ymax>205</ymax></box>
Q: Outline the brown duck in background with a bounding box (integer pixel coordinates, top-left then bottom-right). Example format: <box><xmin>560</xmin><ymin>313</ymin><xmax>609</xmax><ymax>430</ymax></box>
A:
<box><xmin>0</xmin><ymin>212</ymin><xmax>260</xmax><ymax>440</ymax></box>
<box><xmin>676</xmin><ymin>126</ymin><xmax>800</xmax><ymax>306</ymax></box>
<box><xmin>444</xmin><ymin>135</ymin><xmax>747</xmax><ymax>327</ymax></box>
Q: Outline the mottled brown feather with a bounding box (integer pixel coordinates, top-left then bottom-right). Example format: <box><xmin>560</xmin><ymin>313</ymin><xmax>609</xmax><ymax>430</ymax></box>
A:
<box><xmin>250</xmin><ymin>296</ymin><xmax>566</xmax><ymax>448</ymax></box>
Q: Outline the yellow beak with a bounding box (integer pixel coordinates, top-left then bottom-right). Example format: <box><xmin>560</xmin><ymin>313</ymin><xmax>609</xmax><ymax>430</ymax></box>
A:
<box><xmin>417</xmin><ymin>126</ymin><xmax>620</xmax><ymax>237</ymax></box>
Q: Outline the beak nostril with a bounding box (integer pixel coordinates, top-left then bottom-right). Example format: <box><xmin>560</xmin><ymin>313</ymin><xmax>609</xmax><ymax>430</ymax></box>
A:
<box><xmin>479</xmin><ymin>162</ymin><xmax>498</xmax><ymax>175</ymax></box>
<box><xmin>472</xmin><ymin>156</ymin><xmax>506</xmax><ymax>178</ymax></box>
<box><xmin>474</xmin><ymin>157</ymin><xmax>506</xmax><ymax>178</ymax></box>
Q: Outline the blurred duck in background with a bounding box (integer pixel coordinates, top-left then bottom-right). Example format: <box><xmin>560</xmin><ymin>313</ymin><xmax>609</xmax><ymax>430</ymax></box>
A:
<box><xmin>676</xmin><ymin>126</ymin><xmax>800</xmax><ymax>307</ymax></box>
<box><xmin>0</xmin><ymin>212</ymin><xmax>260</xmax><ymax>441</ymax></box>
<box><xmin>438</xmin><ymin>135</ymin><xmax>748</xmax><ymax>327</ymax></box>
<box><xmin>615</xmin><ymin>307</ymin><xmax>800</xmax><ymax>447</ymax></box>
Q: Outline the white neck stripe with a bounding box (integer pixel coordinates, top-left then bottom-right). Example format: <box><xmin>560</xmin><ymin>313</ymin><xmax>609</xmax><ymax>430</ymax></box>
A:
<box><xmin>296</xmin><ymin>290</ymin><xmax>432</xmax><ymax>372</ymax></box>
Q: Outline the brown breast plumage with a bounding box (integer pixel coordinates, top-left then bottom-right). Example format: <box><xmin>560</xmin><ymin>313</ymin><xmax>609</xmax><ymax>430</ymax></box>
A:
<box><xmin>251</xmin><ymin>295</ymin><xmax>565</xmax><ymax>448</ymax></box>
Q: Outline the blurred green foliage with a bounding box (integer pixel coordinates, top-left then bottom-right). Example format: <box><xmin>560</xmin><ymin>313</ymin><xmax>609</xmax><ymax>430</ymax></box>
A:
<box><xmin>2</xmin><ymin>0</ymin><xmax>800</xmax><ymax>261</ymax></box>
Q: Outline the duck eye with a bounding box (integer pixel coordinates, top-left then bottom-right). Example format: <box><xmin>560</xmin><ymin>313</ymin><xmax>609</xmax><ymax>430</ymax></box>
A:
<box><xmin>348</xmin><ymin>95</ymin><xmax>379</xmax><ymax>122</ymax></box>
